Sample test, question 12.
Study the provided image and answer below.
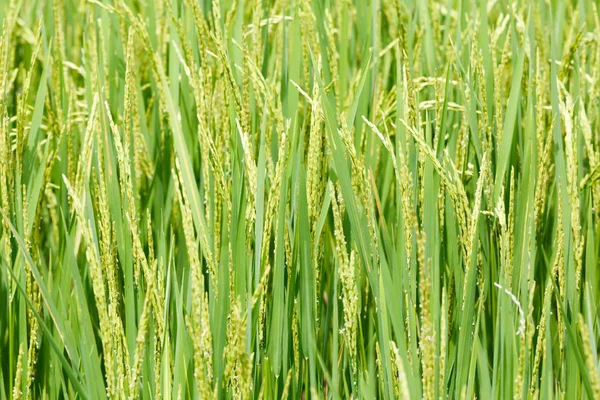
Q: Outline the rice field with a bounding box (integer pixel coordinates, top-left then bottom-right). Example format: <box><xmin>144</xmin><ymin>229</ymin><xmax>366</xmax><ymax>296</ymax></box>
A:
<box><xmin>0</xmin><ymin>0</ymin><xmax>600</xmax><ymax>398</ymax></box>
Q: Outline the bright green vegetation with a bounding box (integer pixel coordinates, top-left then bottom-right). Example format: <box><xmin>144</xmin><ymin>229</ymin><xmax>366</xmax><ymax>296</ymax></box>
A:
<box><xmin>1</xmin><ymin>0</ymin><xmax>600</xmax><ymax>398</ymax></box>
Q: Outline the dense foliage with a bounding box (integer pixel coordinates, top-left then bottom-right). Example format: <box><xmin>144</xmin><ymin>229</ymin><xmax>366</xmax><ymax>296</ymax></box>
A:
<box><xmin>0</xmin><ymin>0</ymin><xmax>600</xmax><ymax>398</ymax></box>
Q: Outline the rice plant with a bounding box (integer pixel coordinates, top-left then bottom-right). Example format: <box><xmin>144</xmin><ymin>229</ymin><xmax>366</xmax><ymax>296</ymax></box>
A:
<box><xmin>0</xmin><ymin>0</ymin><xmax>599</xmax><ymax>398</ymax></box>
